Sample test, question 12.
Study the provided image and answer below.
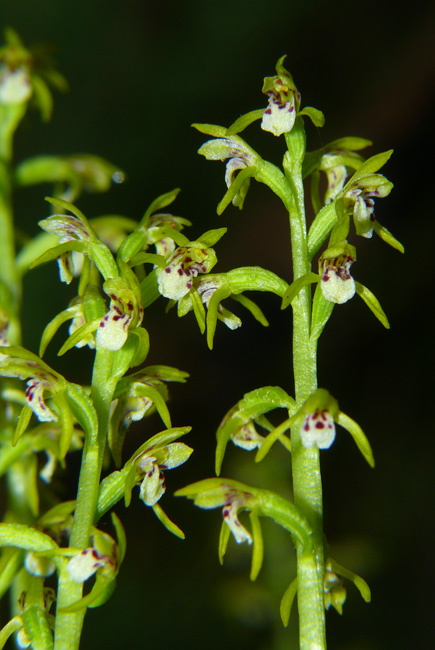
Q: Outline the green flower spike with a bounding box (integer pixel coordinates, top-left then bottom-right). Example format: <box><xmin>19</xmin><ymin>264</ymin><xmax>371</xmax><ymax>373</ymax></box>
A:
<box><xmin>261</xmin><ymin>55</ymin><xmax>301</xmax><ymax>137</ymax></box>
<box><xmin>176</xmin><ymin>478</ymin><xmax>312</xmax><ymax>581</ymax></box>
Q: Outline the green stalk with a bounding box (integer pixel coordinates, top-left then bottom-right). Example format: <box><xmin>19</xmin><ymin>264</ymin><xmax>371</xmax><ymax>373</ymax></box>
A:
<box><xmin>285</xmin><ymin>121</ymin><xmax>326</xmax><ymax>649</ymax></box>
<box><xmin>54</xmin><ymin>349</ymin><xmax>117</xmax><ymax>650</ymax></box>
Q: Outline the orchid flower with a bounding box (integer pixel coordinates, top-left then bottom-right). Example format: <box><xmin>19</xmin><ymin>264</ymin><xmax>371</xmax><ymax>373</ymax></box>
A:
<box><xmin>261</xmin><ymin>55</ymin><xmax>301</xmax><ymax>137</ymax></box>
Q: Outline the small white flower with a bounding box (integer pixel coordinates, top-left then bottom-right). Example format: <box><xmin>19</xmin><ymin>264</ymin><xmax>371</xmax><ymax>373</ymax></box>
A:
<box><xmin>0</xmin><ymin>65</ymin><xmax>32</xmax><ymax>104</ymax></box>
<box><xmin>300</xmin><ymin>408</ymin><xmax>336</xmax><ymax>449</ymax></box>
<box><xmin>157</xmin><ymin>245</ymin><xmax>217</xmax><ymax>300</ymax></box>
<box><xmin>136</xmin><ymin>442</ymin><xmax>193</xmax><ymax>507</ymax></box>
<box><xmin>231</xmin><ymin>421</ymin><xmax>264</xmax><ymax>451</ymax></box>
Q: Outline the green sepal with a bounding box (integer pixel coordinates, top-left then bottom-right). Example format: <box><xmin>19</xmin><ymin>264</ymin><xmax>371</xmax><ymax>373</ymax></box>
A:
<box><xmin>0</xmin><ymin>523</ymin><xmax>59</xmax><ymax>556</ymax></box>
<box><xmin>39</xmin><ymin>307</ymin><xmax>76</xmax><ymax>357</ymax></box>
<box><xmin>373</xmin><ymin>221</ymin><xmax>404</xmax><ymax>253</ymax></box>
<box><xmin>354</xmin><ymin>281</ymin><xmax>390</xmax><ymax>329</ymax></box>
<box><xmin>249</xmin><ymin>510</ymin><xmax>263</xmax><ymax>581</ymax></box>
<box><xmin>152</xmin><ymin>503</ymin><xmax>185</xmax><ymax>539</ymax></box>
<box><xmin>197</xmin><ymin>227</ymin><xmax>227</xmax><ymax>247</ymax></box>
<box><xmin>226</xmin><ymin>109</ymin><xmax>265</xmax><ymax>135</ymax></box>
<box><xmin>57</xmin><ymin>319</ymin><xmax>100</xmax><ymax>356</ymax></box>
<box><xmin>255</xmin><ymin>417</ymin><xmax>292</xmax><ymax>463</ymax></box>
<box><xmin>206</xmin><ymin>286</ymin><xmax>231</xmax><ymax>349</ymax></box>
<box><xmin>129</xmin><ymin>252</ymin><xmax>167</xmax><ymax>268</ymax></box>
<box><xmin>349</xmin><ymin>149</ymin><xmax>393</xmax><ymax>184</ymax></box>
<box><xmin>328</xmin><ymin>199</ymin><xmax>350</xmax><ymax>246</ymax></box>
<box><xmin>227</xmin><ymin>266</ymin><xmax>288</xmax><ymax>297</ymax></box>
<box><xmin>140</xmin><ymin>269</ymin><xmax>161</xmax><ymax>308</ymax></box>
<box><xmin>0</xmin><ymin>548</ymin><xmax>23</xmax><ymax>600</ymax></box>
<box><xmin>217</xmin><ymin>166</ymin><xmax>256</xmax><ymax>215</ymax></box>
<box><xmin>21</xmin><ymin>603</ymin><xmax>53</xmax><ymax>650</ymax></box>
<box><xmin>281</xmin><ymin>272</ymin><xmax>319</xmax><ymax>309</ymax></box>
<box><xmin>216</xmin><ymin>387</ymin><xmax>295</xmax><ymax>475</ymax></box>
<box><xmin>326</xmin><ymin>136</ymin><xmax>373</xmax><ymax>152</ymax></box>
<box><xmin>29</xmin><ymin>240</ymin><xmax>86</xmax><ymax>269</ymax></box>
<box><xmin>189</xmin><ymin>288</ymin><xmax>206</xmax><ymax>334</ymax></box>
<box><xmin>192</xmin><ymin>123</ymin><xmax>228</xmax><ymax>137</ymax></box>
<box><xmin>310</xmin><ymin>283</ymin><xmax>335</xmax><ymax>344</ymax></box>
<box><xmin>218</xmin><ymin>520</ymin><xmax>231</xmax><ymax>564</ymax></box>
<box><xmin>298</xmin><ymin>106</ymin><xmax>325</xmax><ymax>128</ymax></box>
<box><xmin>59</xmin><ymin>574</ymin><xmax>114</xmax><ymax>613</ymax></box>
<box><xmin>131</xmin><ymin>384</ymin><xmax>172</xmax><ymax>429</ymax></box>
<box><xmin>142</xmin><ymin>188</ymin><xmax>181</xmax><ymax>224</ymax></box>
<box><xmin>128</xmin><ymin>327</ymin><xmax>150</xmax><ymax>368</ymax></box>
<box><xmin>12</xmin><ymin>405</ymin><xmax>33</xmax><ymax>445</ymax></box>
<box><xmin>280</xmin><ymin>577</ymin><xmax>298</xmax><ymax>627</ymax></box>
<box><xmin>336</xmin><ymin>411</ymin><xmax>374</xmax><ymax>468</ymax></box>
<box><xmin>142</xmin><ymin>365</ymin><xmax>189</xmax><ymax>383</ymax></box>
<box><xmin>231</xmin><ymin>294</ymin><xmax>268</xmax><ymax>327</ymax></box>
<box><xmin>31</xmin><ymin>74</ymin><xmax>53</xmax><ymax>122</ymax></box>
<box><xmin>328</xmin><ymin>558</ymin><xmax>371</xmax><ymax>603</ymax></box>
<box><xmin>307</xmin><ymin>202</ymin><xmax>338</xmax><ymax>260</ymax></box>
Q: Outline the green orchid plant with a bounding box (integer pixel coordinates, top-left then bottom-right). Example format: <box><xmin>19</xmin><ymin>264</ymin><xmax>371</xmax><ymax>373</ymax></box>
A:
<box><xmin>174</xmin><ymin>55</ymin><xmax>402</xmax><ymax>650</ymax></box>
<box><xmin>0</xmin><ymin>29</ymin><xmax>401</xmax><ymax>650</ymax></box>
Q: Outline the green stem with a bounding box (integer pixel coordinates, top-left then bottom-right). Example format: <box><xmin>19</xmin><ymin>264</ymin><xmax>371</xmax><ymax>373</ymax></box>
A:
<box><xmin>54</xmin><ymin>349</ymin><xmax>117</xmax><ymax>650</ymax></box>
<box><xmin>285</xmin><ymin>121</ymin><xmax>326</xmax><ymax>649</ymax></box>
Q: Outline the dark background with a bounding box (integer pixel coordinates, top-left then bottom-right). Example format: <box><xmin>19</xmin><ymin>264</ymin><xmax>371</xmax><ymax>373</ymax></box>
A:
<box><xmin>1</xmin><ymin>1</ymin><xmax>434</xmax><ymax>649</ymax></box>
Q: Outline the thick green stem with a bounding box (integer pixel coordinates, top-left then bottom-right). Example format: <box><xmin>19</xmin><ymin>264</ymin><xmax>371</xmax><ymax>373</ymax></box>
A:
<box><xmin>285</xmin><ymin>121</ymin><xmax>326</xmax><ymax>649</ymax></box>
<box><xmin>54</xmin><ymin>349</ymin><xmax>117</xmax><ymax>650</ymax></box>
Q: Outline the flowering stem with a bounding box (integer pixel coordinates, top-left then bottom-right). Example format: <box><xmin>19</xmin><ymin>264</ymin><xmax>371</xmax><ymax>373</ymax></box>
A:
<box><xmin>285</xmin><ymin>120</ymin><xmax>326</xmax><ymax>649</ymax></box>
<box><xmin>54</xmin><ymin>349</ymin><xmax>117</xmax><ymax>650</ymax></box>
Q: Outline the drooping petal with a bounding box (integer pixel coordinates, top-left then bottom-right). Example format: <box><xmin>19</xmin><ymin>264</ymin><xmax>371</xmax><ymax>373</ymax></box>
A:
<box><xmin>222</xmin><ymin>502</ymin><xmax>252</xmax><ymax>544</ymax></box>
<box><xmin>96</xmin><ymin>308</ymin><xmax>131</xmax><ymax>351</ymax></box>
<box><xmin>24</xmin><ymin>551</ymin><xmax>55</xmax><ymax>578</ymax></box>
<box><xmin>157</xmin><ymin>245</ymin><xmax>217</xmax><ymax>300</ymax></box>
<box><xmin>138</xmin><ymin>459</ymin><xmax>166</xmax><ymax>506</ymax></box>
<box><xmin>25</xmin><ymin>378</ymin><xmax>58</xmax><ymax>422</ymax></box>
<box><xmin>353</xmin><ymin>195</ymin><xmax>375</xmax><ymax>238</ymax></box>
<box><xmin>324</xmin><ymin>164</ymin><xmax>348</xmax><ymax>204</ymax></box>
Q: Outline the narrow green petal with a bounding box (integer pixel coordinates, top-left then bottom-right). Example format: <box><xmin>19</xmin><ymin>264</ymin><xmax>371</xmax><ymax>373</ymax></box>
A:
<box><xmin>337</xmin><ymin>411</ymin><xmax>375</xmax><ymax>468</ymax></box>
<box><xmin>280</xmin><ymin>577</ymin><xmax>298</xmax><ymax>627</ymax></box>
<box><xmin>350</xmin><ymin>150</ymin><xmax>393</xmax><ymax>184</ymax></box>
<box><xmin>191</xmin><ymin>123</ymin><xmax>228</xmax><ymax>137</ymax></box>
<box><xmin>226</xmin><ymin>109</ymin><xmax>265</xmax><ymax>135</ymax></box>
<box><xmin>298</xmin><ymin>106</ymin><xmax>325</xmax><ymax>127</ymax></box>
<box><xmin>373</xmin><ymin>221</ymin><xmax>404</xmax><ymax>253</ymax></box>
<box><xmin>249</xmin><ymin>511</ymin><xmax>264</xmax><ymax>581</ymax></box>
<box><xmin>329</xmin><ymin>558</ymin><xmax>371</xmax><ymax>603</ymax></box>
<box><xmin>255</xmin><ymin>418</ymin><xmax>291</xmax><ymax>462</ymax></box>
<box><xmin>354</xmin><ymin>281</ymin><xmax>390</xmax><ymax>329</ymax></box>
<box><xmin>231</xmin><ymin>294</ymin><xmax>268</xmax><ymax>326</ymax></box>
<box><xmin>281</xmin><ymin>272</ymin><xmax>319</xmax><ymax>310</ymax></box>
<box><xmin>39</xmin><ymin>307</ymin><xmax>76</xmax><ymax>357</ymax></box>
<box><xmin>217</xmin><ymin>167</ymin><xmax>256</xmax><ymax>215</ymax></box>
<box><xmin>152</xmin><ymin>503</ymin><xmax>185</xmax><ymax>539</ymax></box>
<box><xmin>218</xmin><ymin>520</ymin><xmax>231</xmax><ymax>565</ymax></box>
<box><xmin>57</xmin><ymin>319</ymin><xmax>100</xmax><ymax>356</ymax></box>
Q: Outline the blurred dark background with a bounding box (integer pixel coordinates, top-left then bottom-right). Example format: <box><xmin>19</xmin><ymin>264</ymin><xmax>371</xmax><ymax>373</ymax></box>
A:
<box><xmin>1</xmin><ymin>1</ymin><xmax>434</xmax><ymax>649</ymax></box>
